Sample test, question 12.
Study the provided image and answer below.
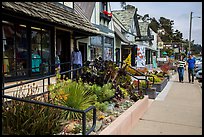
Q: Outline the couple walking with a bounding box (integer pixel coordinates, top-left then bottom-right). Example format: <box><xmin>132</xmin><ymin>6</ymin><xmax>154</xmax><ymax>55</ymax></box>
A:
<box><xmin>177</xmin><ymin>54</ymin><xmax>195</xmax><ymax>83</ymax></box>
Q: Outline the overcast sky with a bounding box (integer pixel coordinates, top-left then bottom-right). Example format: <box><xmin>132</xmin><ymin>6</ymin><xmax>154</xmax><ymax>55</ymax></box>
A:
<box><xmin>110</xmin><ymin>2</ymin><xmax>202</xmax><ymax>45</ymax></box>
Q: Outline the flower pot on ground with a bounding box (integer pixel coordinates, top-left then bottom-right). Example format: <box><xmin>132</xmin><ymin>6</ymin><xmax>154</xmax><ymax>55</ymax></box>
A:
<box><xmin>146</xmin><ymin>87</ymin><xmax>157</xmax><ymax>99</ymax></box>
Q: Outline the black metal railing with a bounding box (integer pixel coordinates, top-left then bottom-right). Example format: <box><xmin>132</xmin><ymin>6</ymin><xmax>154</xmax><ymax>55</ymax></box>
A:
<box><xmin>2</xmin><ymin>94</ymin><xmax>96</xmax><ymax>135</ymax></box>
<box><xmin>125</xmin><ymin>71</ymin><xmax>148</xmax><ymax>94</ymax></box>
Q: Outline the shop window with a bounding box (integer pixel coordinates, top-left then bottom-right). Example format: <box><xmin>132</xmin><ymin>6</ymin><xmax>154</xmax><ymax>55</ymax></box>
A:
<box><xmin>90</xmin><ymin>36</ymin><xmax>102</xmax><ymax>46</ymax></box>
<box><xmin>104</xmin><ymin>37</ymin><xmax>113</xmax><ymax>47</ymax></box>
<box><xmin>31</xmin><ymin>27</ymin><xmax>50</xmax><ymax>75</ymax></box>
<box><xmin>2</xmin><ymin>21</ymin><xmax>28</xmax><ymax>78</ymax></box>
<box><xmin>104</xmin><ymin>47</ymin><xmax>113</xmax><ymax>61</ymax></box>
<box><xmin>2</xmin><ymin>20</ymin><xmax>51</xmax><ymax>81</ymax></box>
<box><xmin>90</xmin><ymin>36</ymin><xmax>103</xmax><ymax>61</ymax></box>
<box><xmin>104</xmin><ymin>37</ymin><xmax>113</xmax><ymax>61</ymax></box>
<box><xmin>57</xmin><ymin>2</ymin><xmax>74</xmax><ymax>11</ymax></box>
<box><xmin>90</xmin><ymin>47</ymin><xmax>103</xmax><ymax>61</ymax></box>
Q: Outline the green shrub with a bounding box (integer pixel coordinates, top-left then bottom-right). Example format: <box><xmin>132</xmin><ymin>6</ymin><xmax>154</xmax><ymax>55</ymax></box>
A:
<box><xmin>2</xmin><ymin>99</ymin><xmax>64</xmax><ymax>135</ymax></box>
<box><xmin>148</xmin><ymin>74</ymin><xmax>162</xmax><ymax>84</ymax></box>
<box><xmin>94</xmin><ymin>101</ymin><xmax>109</xmax><ymax>112</ymax></box>
<box><xmin>139</xmin><ymin>80</ymin><xmax>148</xmax><ymax>89</ymax></box>
<box><xmin>87</xmin><ymin>83</ymin><xmax>115</xmax><ymax>103</ymax></box>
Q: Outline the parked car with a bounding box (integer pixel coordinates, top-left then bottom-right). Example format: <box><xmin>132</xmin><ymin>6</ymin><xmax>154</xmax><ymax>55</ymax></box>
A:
<box><xmin>196</xmin><ymin>69</ymin><xmax>202</xmax><ymax>82</ymax></box>
<box><xmin>195</xmin><ymin>62</ymin><xmax>202</xmax><ymax>74</ymax></box>
<box><xmin>195</xmin><ymin>57</ymin><xmax>202</xmax><ymax>68</ymax></box>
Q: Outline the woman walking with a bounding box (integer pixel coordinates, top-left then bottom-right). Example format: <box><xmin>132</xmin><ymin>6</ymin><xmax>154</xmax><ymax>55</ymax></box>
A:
<box><xmin>177</xmin><ymin>56</ymin><xmax>186</xmax><ymax>83</ymax></box>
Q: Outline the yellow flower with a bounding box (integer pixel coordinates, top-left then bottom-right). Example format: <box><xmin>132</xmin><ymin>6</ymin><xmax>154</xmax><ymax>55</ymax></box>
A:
<box><xmin>63</xmin><ymin>94</ymin><xmax>69</xmax><ymax>101</ymax></box>
<box><xmin>98</xmin><ymin>115</ymin><xmax>105</xmax><ymax>120</ymax></box>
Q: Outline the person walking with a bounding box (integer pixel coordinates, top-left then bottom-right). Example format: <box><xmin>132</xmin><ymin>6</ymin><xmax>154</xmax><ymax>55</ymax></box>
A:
<box><xmin>187</xmin><ymin>54</ymin><xmax>196</xmax><ymax>84</ymax></box>
<box><xmin>72</xmin><ymin>46</ymin><xmax>82</xmax><ymax>80</ymax></box>
<box><xmin>177</xmin><ymin>56</ymin><xmax>186</xmax><ymax>83</ymax></box>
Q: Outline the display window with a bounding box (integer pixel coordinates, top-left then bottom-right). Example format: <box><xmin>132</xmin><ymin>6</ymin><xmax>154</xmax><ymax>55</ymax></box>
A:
<box><xmin>31</xmin><ymin>27</ymin><xmax>51</xmax><ymax>75</ymax></box>
<box><xmin>3</xmin><ymin>21</ymin><xmax>28</xmax><ymax>77</ymax></box>
<box><xmin>104</xmin><ymin>36</ymin><xmax>113</xmax><ymax>61</ymax></box>
<box><xmin>2</xmin><ymin>20</ymin><xmax>51</xmax><ymax>80</ymax></box>
<box><xmin>90</xmin><ymin>47</ymin><xmax>103</xmax><ymax>61</ymax></box>
<box><xmin>104</xmin><ymin>47</ymin><xmax>113</xmax><ymax>61</ymax></box>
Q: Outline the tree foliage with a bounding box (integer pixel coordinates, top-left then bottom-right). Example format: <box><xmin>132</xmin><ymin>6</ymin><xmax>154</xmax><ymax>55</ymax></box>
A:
<box><xmin>120</xmin><ymin>2</ymin><xmax>126</xmax><ymax>10</ymax></box>
<box><xmin>149</xmin><ymin>17</ymin><xmax>160</xmax><ymax>33</ymax></box>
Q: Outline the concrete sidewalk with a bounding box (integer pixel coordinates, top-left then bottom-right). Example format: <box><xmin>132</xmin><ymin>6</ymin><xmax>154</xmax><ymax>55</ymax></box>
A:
<box><xmin>129</xmin><ymin>70</ymin><xmax>202</xmax><ymax>135</ymax></box>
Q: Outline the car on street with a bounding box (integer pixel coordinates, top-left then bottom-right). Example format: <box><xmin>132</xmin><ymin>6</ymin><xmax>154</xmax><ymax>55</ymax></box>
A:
<box><xmin>196</xmin><ymin>69</ymin><xmax>202</xmax><ymax>82</ymax></box>
<box><xmin>194</xmin><ymin>57</ymin><xmax>202</xmax><ymax>75</ymax></box>
<box><xmin>195</xmin><ymin>62</ymin><xmax>202</xmax><ymax>74</ymax></box>
<box><xmin>195</xmin><ymin>57</ymin><xmax>202</xmax><ymax>67</ymax></box>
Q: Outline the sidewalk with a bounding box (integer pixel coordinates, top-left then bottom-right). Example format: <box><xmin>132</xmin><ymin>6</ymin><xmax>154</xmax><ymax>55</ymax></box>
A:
<box><xmin>129</xmin><ymin>69</ymin><xmax>202</xmax><ymax>135</ymax></box>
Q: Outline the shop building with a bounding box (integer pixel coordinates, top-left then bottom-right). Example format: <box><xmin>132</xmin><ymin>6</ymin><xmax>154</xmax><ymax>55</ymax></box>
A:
<box><xmin>2</xmin><ymin>2</ymin><xmax>100</xmax><ymax>82</ymax></box>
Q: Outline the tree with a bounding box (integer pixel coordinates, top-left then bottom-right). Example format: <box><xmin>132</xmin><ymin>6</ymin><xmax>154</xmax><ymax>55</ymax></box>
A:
<box><xmin>149</xmin><ymin>17</ymin><xmax>160</xmax><ymax>33</ymax></box>
<box><xmin>120</xmin><ymin>2</ymin><xmax>126</xmax><ymax>10</ymax></box>
<box><xmin>172</xmin><ymin>30</ymin><xmax>183</xmax><ymax>43</ymax></box>
<box><xmin>191</xmin><ymin>44</ymin><xmax>202</xmax><ymax>55</ymax></box>
<box><xmin>148</xmin><ymin>15</ymin><xmax>187</xmax><ymax>57</ymax></box>
<box><xmin>158</xmin><ymin>17</ymin><xmax>174</xmax><ymax>43</ymax></box>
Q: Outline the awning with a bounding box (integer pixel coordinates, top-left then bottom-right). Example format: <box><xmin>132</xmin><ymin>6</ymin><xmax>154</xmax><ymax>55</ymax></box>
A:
<box><xmin>114</xmin><ymin>26</ymin><xmax>130</xmax><ymax>44</ymax></box>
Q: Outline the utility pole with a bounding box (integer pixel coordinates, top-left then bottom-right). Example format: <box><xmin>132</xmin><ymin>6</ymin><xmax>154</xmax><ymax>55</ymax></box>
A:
<box><xmin>188</xmin><ymin>11</ymin><xmax>193</xmax><ymax>55</ymax></box>
<box><xmin>188</xmin><ymin>12</ymin><xmax>201</xmax><ymax>55</ymax></box>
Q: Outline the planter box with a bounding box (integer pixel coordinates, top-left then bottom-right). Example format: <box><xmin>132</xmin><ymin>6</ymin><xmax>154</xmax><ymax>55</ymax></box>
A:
<box><xmin>152</xmin><ymin>77</ymin><xmax>168</xmax><ymax>92</ymax></box>
<box><xmin>146</xmin><ymin>87</ymin><xmax>157</xmax><ymax>99</ymax></box>
<box><xmin>99</xmin><ymin>95</ymin><xmax>152</xmax><ymax>135</ymax></box>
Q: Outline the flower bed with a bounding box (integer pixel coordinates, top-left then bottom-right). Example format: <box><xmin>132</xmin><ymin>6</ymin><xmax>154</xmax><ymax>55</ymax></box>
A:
<box><xmin>3</xmin><ymin>61</ymin><xmax>147</xmax><ymax>135</ymax></box>
<box><xmin>98</xmin><ymin>95</ymin><xmax>150</xmax><ymax>135</ymax></box>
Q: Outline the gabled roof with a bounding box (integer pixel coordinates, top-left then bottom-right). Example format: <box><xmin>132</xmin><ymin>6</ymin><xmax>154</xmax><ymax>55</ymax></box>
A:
<box><xmin>114</xmin><ymin>26</ymin><xmax>129</xmax><ymax>44</ymax></box>
<box><xmin>112</xmin><ymin>14</ymin><xmax>128</xmax><ymax>32</ymax></box>
<box><xmin>2</xmin><ymin>2</ymin><xmax>100</xmax><ymax>35</ymax></box>
<box><xmin>138</xmin><ymin>21</ymin><xmax>149</xmax><ymax>36</ymax></box>
<box><xmin>74</xmin><ymin>2</ymin><xmax>95</xmax><ymax>22</ymax></box>
<box><xmin>112</xmin><ymin>8</ymin><xmax>136</xmax><ymax>31</ymax></box>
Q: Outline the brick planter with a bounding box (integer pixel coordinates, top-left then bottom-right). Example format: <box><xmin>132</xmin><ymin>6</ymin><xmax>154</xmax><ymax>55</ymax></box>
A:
<box><xmin>152</xmin><ymin>77</ymin><xmax>168</xmax><ymax>92</ymax></box>
<box><xmin>99</xmin><ymin>96</ymin><xmax>152</xmax><ymax>135</ymax></box>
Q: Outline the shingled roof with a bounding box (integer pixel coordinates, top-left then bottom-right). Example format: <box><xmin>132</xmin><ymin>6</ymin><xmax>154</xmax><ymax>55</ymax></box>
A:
<box><xmin>2</xmin><ymin>2</ymin><xmax>100</xmax><ymax>35</ymax></box>
<box><xmin>138</xmin><ymin>21</ymin><xmax>149</xmax><ymax>36</ymax></box>
<box><xmin>112</xmin><ymin>7</ymin><xmax>136</xmax><ymax>31</ymax></box>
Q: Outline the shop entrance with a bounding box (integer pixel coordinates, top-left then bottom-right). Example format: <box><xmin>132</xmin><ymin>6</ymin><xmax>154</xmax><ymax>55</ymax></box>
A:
<box><xmin>78</xmin><ymin>42</ymin><xmax>87</xmax><ymax>63</ymax></box>
<box><xmin>56</xmin><ymin>30</ymin><xmax>71</xmax><ymax>77</ymax></box>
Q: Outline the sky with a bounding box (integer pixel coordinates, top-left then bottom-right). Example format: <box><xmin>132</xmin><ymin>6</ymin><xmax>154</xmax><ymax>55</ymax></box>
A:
<box><xmin>110</xmin><ymin>2</ymin><xmax>202</xmax><ymax>45</ymax></box>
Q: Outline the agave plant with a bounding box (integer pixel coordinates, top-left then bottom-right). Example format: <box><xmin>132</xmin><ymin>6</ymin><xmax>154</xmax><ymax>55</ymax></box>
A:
<box><xmin>48</xmin><ymin>79</ymin><xmax>97</xmax><ymax>120</ymax></box>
